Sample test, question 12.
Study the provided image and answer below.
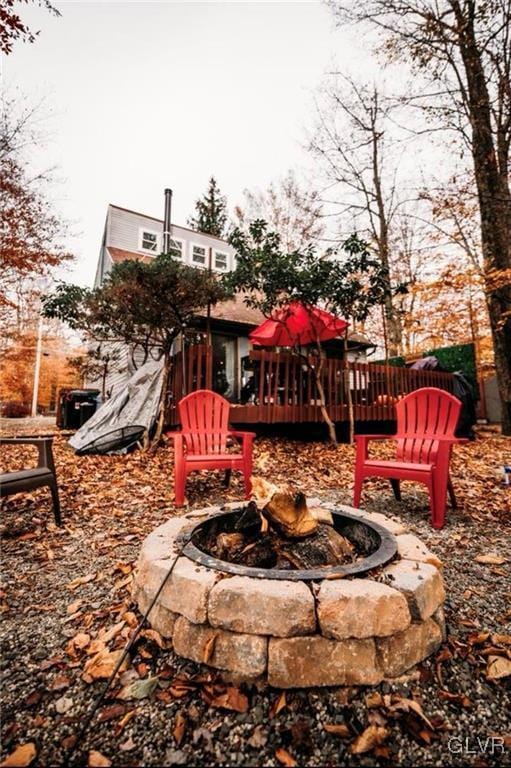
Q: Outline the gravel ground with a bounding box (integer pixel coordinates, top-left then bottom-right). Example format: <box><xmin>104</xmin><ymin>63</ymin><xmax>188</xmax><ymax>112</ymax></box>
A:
<box><xmin>1</xmin><ymin>420</ymin><xmax>509</xmax><ymax>767</ymax></box>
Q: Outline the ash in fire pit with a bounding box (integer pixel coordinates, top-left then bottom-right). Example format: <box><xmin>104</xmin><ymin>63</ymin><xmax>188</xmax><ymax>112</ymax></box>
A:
<box><xmin>181</xmin><ymin>479</ymin><xmax>397</xmax><ymax>581</ymax></box>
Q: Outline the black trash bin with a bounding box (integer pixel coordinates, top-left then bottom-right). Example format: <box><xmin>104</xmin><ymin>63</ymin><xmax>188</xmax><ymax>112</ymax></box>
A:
<box><xmin>60</xmin><ymin>390</ymin><xmax>100</xmax><ymax>429</ymax></box>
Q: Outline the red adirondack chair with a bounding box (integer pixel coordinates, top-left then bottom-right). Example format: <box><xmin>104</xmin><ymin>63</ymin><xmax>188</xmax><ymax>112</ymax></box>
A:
<box><xmin>353</xmin><ymin>387</ymin><xmax>463</xmax><ymax>529</ymax></box>
<box><xmin>167</xmin><ymin>390</ymin><xmax>256</xmax><ymax>507</ymax></box>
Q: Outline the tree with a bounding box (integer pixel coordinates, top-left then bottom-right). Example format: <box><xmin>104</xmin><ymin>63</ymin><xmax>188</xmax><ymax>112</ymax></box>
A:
<box><xmin>234</xmin><ymin>170</ymin><xmax>324</xmax><ymax>251</ymax></box>
<box><xmin>327</xmin><ymin>1</ymin><xmax>511</xmax><ymax>432</ymax></box>
<box><xmin>225</xmin><ymin>220</ymin><xmax>386</xmax><ymax>443</ymax></box>
<box><xmin>0</xmin><ymin>92</ymin><xmax>73</xmax><ymax>315</ymax></box>
<box><xmin>0</xmin><ymin>0</ymin><xmax>59</xmax><ymax>54</ymax></box>
<box><xmin>67</xmin><ymin>345</ymin><xmax>124</xmax><ymax>399</ymax></box>
<box><xmin>310</xmin><ymin>75</ymin><xmax>406</xmax><ymax>356</ymax></box>
<box><xmin>42</xmin><ymin>253</ymin><xmax>227</xmax><ymax>443</ymax></box>
<box><xmin>0</xmin><ymin>327</ymin><xmax>80</xmax><ymax>411</ymax></box>
<box><xmin>188</xmin><ymin>176</ymin><xmax>228</xmax><ymax>238</ymax></box>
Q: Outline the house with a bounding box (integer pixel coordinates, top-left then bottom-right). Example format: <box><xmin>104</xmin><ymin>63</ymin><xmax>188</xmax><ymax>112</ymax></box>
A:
<box><xmin>91</xmin><ymin>199</ymin><xmax>455</xmax><ymax>428</ymax></box>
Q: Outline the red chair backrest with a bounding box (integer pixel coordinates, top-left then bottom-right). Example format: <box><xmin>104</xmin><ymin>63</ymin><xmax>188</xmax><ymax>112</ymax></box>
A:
<box><xmin>395</xmin><ymin>387</ymin><xmax>461</xmax><ymax>464</ymax></box>
<box><xmin>178</xmin><ymin>389</ymin><xmax>231</xmax><ymax>455</ymax></box>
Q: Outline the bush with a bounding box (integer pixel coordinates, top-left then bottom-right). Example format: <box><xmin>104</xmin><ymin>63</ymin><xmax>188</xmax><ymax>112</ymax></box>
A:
<box><xmin>1</xmin><ymin>400</ymin><xmax>30</xmax><ymax>418</ymax></box>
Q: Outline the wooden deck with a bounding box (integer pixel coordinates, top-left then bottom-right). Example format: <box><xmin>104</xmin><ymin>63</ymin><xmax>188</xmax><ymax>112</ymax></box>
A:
<box><xmin>165</xmin><ymin>345</ymin><xmax>456</xmax><ymax>427</ymax></box>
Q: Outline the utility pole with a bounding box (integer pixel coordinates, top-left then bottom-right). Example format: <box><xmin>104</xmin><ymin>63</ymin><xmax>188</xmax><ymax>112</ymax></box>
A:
<box><xmin>31</xmin><ymin>315</ymin><xmax>43</xmax><ymax>417</ymax></box>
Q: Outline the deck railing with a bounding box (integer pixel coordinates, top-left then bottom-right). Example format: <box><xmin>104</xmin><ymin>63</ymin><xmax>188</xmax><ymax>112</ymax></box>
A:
<box><xmin>165</xmin><ymin>345</ymin><xmax>456</xmax><ymax>426</ymax></box>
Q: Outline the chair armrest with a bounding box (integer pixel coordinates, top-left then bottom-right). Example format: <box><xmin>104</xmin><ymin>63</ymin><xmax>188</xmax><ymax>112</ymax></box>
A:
<box><xmin>354</xmin><ymin>434</ymin><xmax>393</xmax><ymax>443</ymax></box>
<box><xmin>0</xmin><ymin>437</ymin><xmax>54</xmax><ymax>445</ymax></box>
<box><xmin>229</xmin><ymin>431</ymin><xmax>256</xmax><ymax>441</ymax></box>
<box><xmin>165</xmin><ymin>431</ymin><xmax>184</xmax><ymax>454</ymax></box>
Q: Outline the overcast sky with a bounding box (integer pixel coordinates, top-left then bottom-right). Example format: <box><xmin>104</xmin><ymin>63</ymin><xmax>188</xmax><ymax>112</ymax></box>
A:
<box><xmin>6</xmin><ymin>0</ymin><xmax>383</xmax><ymax>286</ymax></box>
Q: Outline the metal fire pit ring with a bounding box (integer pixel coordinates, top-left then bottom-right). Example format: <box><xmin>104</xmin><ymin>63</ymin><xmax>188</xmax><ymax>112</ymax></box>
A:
<box><xmin>177</xmin><ymin>507</ymin><xmax>398</xmax><ymax>581</ymax></box>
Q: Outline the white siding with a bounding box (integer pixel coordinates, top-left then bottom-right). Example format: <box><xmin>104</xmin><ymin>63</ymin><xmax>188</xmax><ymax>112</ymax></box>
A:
<box><xmin>106</xmin><ymin>205</ymin><xmax>236</xmax><ymax>272</ymax></box>
<box><xmin>84</xmin><ymin>342</ymin><xmax>130</xmax><ymax>398</ymax></box>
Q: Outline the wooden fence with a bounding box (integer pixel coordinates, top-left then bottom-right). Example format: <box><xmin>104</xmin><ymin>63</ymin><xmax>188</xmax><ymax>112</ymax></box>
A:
<box><xmin>165</xmin><ymin>346</ymin><xmax>456</xmax><ymax>427</ymax></box>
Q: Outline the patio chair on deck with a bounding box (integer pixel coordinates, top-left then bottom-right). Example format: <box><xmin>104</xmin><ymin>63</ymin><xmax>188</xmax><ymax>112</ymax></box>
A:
<box><xmin>0</xmin><ymin>436</ymin><xmax>62</xmax><ymax>525</ymax></box>
<box><xmin>353</xmin><ymin>387</ymin><xmax>463</xmax><ymax>529</ymax></box>
<box><xmin>166</xmin><ymin>389</ymin><xmax>256</xmax><ymax>507</ymax></box>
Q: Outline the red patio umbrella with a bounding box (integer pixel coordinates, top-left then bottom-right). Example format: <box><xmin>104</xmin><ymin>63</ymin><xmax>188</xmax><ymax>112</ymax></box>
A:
<box><xmin>249</xmin><ymin>302</ymin><xmax>348</xmax><ymax>347</ymax></box>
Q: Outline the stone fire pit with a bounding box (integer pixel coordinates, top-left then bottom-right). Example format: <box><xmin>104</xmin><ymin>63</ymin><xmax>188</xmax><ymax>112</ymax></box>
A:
<box><xmin>132</xmin><ymin>503</ymin><xmax>446</xmax><ymax>688</ymax></box>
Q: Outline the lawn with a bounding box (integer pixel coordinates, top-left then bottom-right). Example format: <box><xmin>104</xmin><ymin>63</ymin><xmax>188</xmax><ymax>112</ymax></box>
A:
<box><xmin>0</xmin><ymin>420</ymin><xmax>509</xmax><ymax>767</ymax></box>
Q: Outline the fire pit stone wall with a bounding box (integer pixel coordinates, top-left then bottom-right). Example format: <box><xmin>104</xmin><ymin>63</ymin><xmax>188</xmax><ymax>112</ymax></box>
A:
<box><xmin>132</xmin><ymin>503</ymin><xmax>446</xmax><ymax>688</ymax></box>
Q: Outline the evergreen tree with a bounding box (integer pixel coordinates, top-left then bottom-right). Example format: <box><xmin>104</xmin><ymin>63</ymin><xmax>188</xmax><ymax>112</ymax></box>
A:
<box><xmin>188</xmin><ymin>177</ymin><xmax>227</xmax><ymax>238</ymax></box>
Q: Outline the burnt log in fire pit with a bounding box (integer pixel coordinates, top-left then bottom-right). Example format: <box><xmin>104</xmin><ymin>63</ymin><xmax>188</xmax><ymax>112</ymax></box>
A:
<box><xmin>180</xmin><ymin>507</ymin><xmax>397</xmax><ymax>581</ymax></box>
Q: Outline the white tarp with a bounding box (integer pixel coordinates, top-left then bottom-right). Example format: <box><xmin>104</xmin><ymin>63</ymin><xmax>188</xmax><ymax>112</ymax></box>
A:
<box><xmin>69</xmin><ymin>358</ymin><xmax>164</xmax><ymax>452</ymax></box>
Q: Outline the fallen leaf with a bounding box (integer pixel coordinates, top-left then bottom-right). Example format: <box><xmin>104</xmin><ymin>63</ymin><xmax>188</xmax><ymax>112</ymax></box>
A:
<box><xmin>67</xmin><ymin>599</ymin><xmax>82</xmax><ymax>615</ymax></box>
<box><xmin>365</xmin><ymin>691</ymin><xmax>384</xmax><ymax>708</ymax></box>
<box><xmin>487</xmin><ymin>655</ymin><xmax>511</xmax><ymax>680</ymax></box>
<box><xmin>275</xmin><ymin>747</ymin><xmax>297</xmax><ymax>767</ymax></box>
<box><xmin>324</xmin><ymin>723</ymin><xmax>351</xmax><ymax>738</ymax></box>
<box><xmin>71</xmin><ymin>632</ymin><xmax>90</xmax><ymax>651</ymax></box>
<box><xmin>491</xmin><ymin>634</ymin><xmax>511</xmax><ymax>646</ymax></box>
<box><xmin>0</xmin><ymin>743</ymin><xmax>37</xmax><ymax>767</ymax></box>
<box><xmin>66</xmin><ymin>573</ymin><xmax>97</xmax><ymax>591</ymax></box>
<box><xmin>82</xmin><ymin>648</ymin><xmax>128</xmax><ymax>682</ymax></box>
<box><xmin>474</xmin><ymin>554</ymin><xmax>508</xmax><ymax>565</ymax></box>
<box><xmin>24</xmin><ymin>691</ymin><xmax>42</xmax><ymax>708</ymax></box>
<box><xmin>437</xmin><ymin>690</ymin><xmax>472</xmax><ymax>708</ymax></box>
<box><xmin>140</xmin><ymin>628</ymin><xmax>165</xmax><ymax>649</ymax></box>
<box><xmin>97</xmin><ymin>704</ymin><xmax>126</xmax><ymax>723</ymax></box>
<box><xmin>50</xmin><ymin>675</ymin><xmax>71</xmax><ymax>692</ymax></box>
<box><xmin>115</xmin><ymin>709</ymin><xmax>137</xmax><ymax>735</ymax></box>
<box><xmin>98</xmin><ymin>621</ymin><xmax>125</xmax><ymax>644</ymax></box>
<box><xmin>248</xmin><ymin>725</ymin><xmax>267</xmax><ymax>748</ymax></box>
<box><xmin>87</xmin><ymin>751</ymin><xmax>111</xmax><ymax>768</ymax></box>
<box><xmin>117</xmin><ymin>676</ymin><xmax>159</xmax><ymax>700</ymax></box>
<box><xmin>207</xmin><ymin>686</ymin><xmax>249</xmax><ymax>713</ymax></box>
<box><xmin>269</xmin><ymin>691</ymin><xmax>287</xmax><ymax>718</ymax></box>
<box><xmin>173</xmin><ymin>711</ymin><xmax>187</xmax><ymax>745</ymax></box>
<box><xmin>122</xmin><ymin>611</ymin><xmax>138</xmax><ymax>627</ymax></box>
<box><xmin>351</xmin><ymin>725</ymin><xmax>389</xmax><ymax>755</ymax></box>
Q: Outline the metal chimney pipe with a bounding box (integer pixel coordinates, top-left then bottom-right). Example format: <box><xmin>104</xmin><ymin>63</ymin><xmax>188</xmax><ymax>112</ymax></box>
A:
<box><xmin>163</xmin><ymin>188</ymin><xmax>173</xmax><ymax>253</ymax></box>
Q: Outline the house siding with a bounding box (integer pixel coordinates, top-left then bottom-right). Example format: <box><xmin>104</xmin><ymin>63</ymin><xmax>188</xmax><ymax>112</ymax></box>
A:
<box><xmin>104</xmin><ymin>205</ymin><xmax>236</xmax><ymax>274</ymax></box>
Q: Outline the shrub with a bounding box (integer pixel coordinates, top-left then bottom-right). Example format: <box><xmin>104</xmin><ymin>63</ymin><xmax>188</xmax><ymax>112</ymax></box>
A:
<box><xmin>1</xmin><ymin>400</ymin><xmax>30</xmax><ymax>418</ymax></box>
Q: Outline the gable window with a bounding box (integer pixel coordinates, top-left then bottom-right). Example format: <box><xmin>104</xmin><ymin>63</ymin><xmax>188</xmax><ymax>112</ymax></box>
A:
<box><xmin>192</xmin><ymin>244</ymin><xmax>207</xmax><ymax>266</ymax></box>
<box><xmin>168</xmin><ymin>238</ymin><xmax>184</xmax><ymax>259</ymax></box>
<box><xmin>214</xmin><ymin>251</ymin><xmax>229</xmax><ymax>271</ymax></box>
<box><xmin>139</xmin><ymin>229</ymin><xmax>159</xmax><ymax>253</ymax></box>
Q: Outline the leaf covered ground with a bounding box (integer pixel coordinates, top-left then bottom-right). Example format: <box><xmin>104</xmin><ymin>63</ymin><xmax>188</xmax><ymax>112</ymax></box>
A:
<box><xmin>0</xmin><ymin>418</ymin><xmax>510</xmax><ymax>767</ymax></box>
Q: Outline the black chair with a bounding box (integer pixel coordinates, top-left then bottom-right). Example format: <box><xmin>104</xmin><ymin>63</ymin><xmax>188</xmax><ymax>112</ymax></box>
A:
<box><xmin>0</xmin><ymin>437</ymin><xmax>62</xmax><ymax>525</ymax></box>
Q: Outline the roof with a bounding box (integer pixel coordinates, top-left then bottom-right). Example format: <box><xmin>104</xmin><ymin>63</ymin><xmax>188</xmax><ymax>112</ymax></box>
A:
<box><xmin>104</xmin><ymin>247</ymin><xmax>374</xmax><ymax>344</ymax></box>
<box><xmin>107</xmin><ymin>246</ymin><xmax>153</xmax><ymax>264</ymax></box>
<box><xmin>345</xmin><ymin>331</ymin><xmax>375</xmax><ymax>349</ymax></box>
<box><xmin>109</xmin><ymin>204</ymin><xmax>231</xmax><ymax>245</ymax></box>
<box><xmin>204</xmin><ymin>296</ymin><xmax>265</xmax><ymax>326</ymax></box>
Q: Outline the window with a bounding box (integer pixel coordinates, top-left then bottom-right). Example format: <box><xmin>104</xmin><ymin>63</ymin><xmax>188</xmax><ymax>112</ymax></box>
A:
<box><xmin>168</xmin><ymin>238</ymin><xmax>184</xmax><ymax>259</ymax></box>
<box><xmin>192</xmin><ymin>244</ymin><xmax>207</xmax><ymax>266</ymax></box>
<box><xmin>139</xmin><ymin>229</ymin><xmax>159</xmax><ymax>253</ymax></box>
<box><xmin>214</xmin><ymin>251</ymin><xmax>229</xmax><ymax>271</ymax></box>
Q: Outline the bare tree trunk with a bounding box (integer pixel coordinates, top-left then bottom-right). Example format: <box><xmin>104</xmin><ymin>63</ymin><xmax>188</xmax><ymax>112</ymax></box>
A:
<box><xmin>371</xmin><ymin>124</ymin><xmax>402</xmax><ymax>357</ymax></box>
<box><xmin>149</xmin><ymin>352</ymin><xmax>172</xmax><ymax>450</ymax></box>
<box><xmin>454</xmin><ymin>8</ymin><xmax>511</xmax><ymax>433</ymax></box>
<box><xmin>310</xmin><ymin>351</ymin><xmax>337</xmax><ymax>445</ymax></box>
